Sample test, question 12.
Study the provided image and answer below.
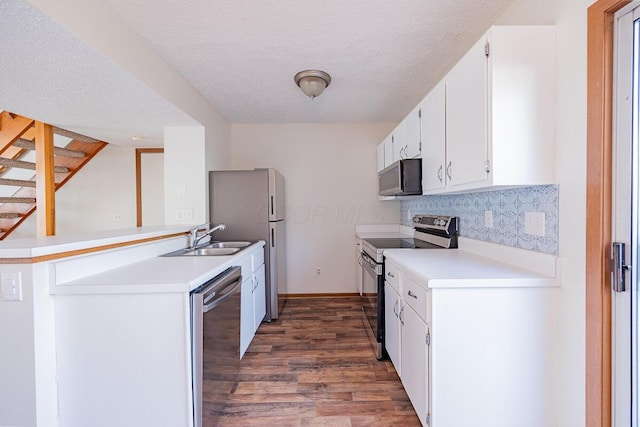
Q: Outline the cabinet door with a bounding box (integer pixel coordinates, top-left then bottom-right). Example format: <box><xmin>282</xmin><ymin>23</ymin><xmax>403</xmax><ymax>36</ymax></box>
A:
<box><xmin>421</xmin><ymin>80</ymin><xmax>446</xmax><ymax>192</ymax></box>
<box><xmin>392</xmin><ymin>121</ymin><xmax>407</xmax><ymax>163</ymax></box>
<box><xmin>356</xmin><ymin>241</ymin><xmax>363</xmax><ymax>296</ymax></box>
<box><xmin>405</xmin><ymin>103</ymin><xmax>422</xmax><ymax>159</ymax></box>
<box><xmin>385</xmin><ymin>283</ymin><xmax>402</xmax><ymax>375</ymax></box>
<box><xmin>383</xmin><ymin>133</ymin><xmax>394</xmax><ymax>168</ymax></box>
<box><xmin>446</xmin><ymin>33</ymin><xmax>489</xmax><ymax>187</ymax></box>
<box><xmin>377</xmin><ymin>142</ymin><xmax>386</xmax><ymax>172</ymax></box>
<box><xmin>240</xmin><ymin>277</ymin><xmax>254</xmax><ymax>357</ymax></box>
<box><xmin>253</xmin><ymin>264</ymin><xmax>266</xmax><ymax>332</ymax></box>
<box><xmin>401</xmin><ymin>304</ymin><xmax>428</xmax><ymax>425</ymax></box>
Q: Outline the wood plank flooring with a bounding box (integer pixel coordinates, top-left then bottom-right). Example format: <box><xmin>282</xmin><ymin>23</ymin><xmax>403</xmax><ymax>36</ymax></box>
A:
<box><xmin>210</xmin><ymin>297</ymin><xmax>422</xmax><ymax>426</ymax></box>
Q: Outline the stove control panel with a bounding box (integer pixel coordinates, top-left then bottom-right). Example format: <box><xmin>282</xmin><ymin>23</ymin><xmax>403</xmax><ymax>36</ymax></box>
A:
<box><xmin>412</xmin><ymin>215</ymin><xmax>458</xmax><ymax>236</ymax></box>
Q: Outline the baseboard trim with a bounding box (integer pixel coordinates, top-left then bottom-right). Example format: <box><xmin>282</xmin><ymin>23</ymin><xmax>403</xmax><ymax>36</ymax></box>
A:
<box><xmin>281</xmin><ymin>293</ymin><xmax>361</xmax><ymax>299</ymax></box>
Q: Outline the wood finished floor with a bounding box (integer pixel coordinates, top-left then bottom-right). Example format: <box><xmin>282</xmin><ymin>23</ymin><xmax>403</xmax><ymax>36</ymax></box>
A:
<box><xmin>210</xmin><ymin>297</ymin><xmax>422</xmax><ymax>426</ymax></box>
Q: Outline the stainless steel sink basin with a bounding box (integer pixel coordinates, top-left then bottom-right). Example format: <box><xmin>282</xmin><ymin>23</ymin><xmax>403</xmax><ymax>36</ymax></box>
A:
<box><xmin>183</xmin><ymin>247</ymin><xmax>240</xmax><ymax>256</ymax></box>
<box><xmin>207</xmin><ymin>241</ymin><xmax>252</xmax><ymax>249</ymax></box>
<box><xmin>161</xmin><ymin>241</ymin><xmax>254</xmax><ymax>257</ymax></box>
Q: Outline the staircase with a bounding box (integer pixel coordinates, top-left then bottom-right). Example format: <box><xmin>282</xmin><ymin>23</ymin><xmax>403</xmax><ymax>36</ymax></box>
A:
<box><xmin>0</xmin><ymin>111</ymin><xmax>107</xmax><ymax>239</ymax></box>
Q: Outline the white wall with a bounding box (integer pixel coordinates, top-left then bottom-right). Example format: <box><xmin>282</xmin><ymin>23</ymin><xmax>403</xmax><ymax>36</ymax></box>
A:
<box><xmin>495</xmin><ymin>1</ymin><xmax>591</xmax><ymax>426</ymax></box>
<box><xmin>232</xmin><ymin>123</ymin><xmax>400</xmax><ymax>295</ymax></box>
<box><xmin>164</xmin><ymin>126</ymin><xmax>208</xmax><ymax>225</ymax></box>
<box><xmin>7</xmin><ymin>145</ymin><xmax>138</xmax><ymax>239</ymax></box>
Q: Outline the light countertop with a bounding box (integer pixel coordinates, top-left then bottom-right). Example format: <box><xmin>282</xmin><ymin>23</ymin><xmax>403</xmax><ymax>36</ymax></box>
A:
<box><xmin>384</xmin><ymin>248</ymin><xmax>558</xmax><ymax>289</ymax></box>
<box><xmin>0</xmin><ymin>225</ymin><xmax>192</xmax><ymax>259</ymax></box>
<box><xmin>54</xmin><ymin>241</ymin><xmax>266</xmax><ymax>294</ymax></box>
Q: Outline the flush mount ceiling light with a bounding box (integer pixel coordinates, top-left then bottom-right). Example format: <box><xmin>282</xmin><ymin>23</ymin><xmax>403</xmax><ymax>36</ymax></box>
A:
<box><xmin>294</xmin><ymin>70</ymin><xmax>331</xmax><ymax>99</ymax></box>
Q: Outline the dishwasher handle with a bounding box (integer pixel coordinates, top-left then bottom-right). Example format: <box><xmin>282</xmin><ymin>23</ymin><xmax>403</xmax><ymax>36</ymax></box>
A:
<box><xmin>194</xmin><ymin>266</ymin><xmax>242</xmax><ymax>313</ymax></box>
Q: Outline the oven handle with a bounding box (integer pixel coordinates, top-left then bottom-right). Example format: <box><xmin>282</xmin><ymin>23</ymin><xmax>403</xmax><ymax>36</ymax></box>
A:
<box><xmin>361</xmin><ymin>251</ymin><xmax>382</xmax><ymax>277</ymax></box>
<box><xmin>361</xmin><ymin>251</ymin><xmax>377</xmax><ymax>270</ymax></box>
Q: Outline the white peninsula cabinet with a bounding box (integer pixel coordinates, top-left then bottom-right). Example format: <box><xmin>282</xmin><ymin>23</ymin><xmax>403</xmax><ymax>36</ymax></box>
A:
<box><xmin>240</xmin><ymin>249</ymin><xmax>266</xmax><ymax>357</ymax></box>
<box><xmin>384</xmin><ymin>243</ymin><xmax>560</xmax><ymax>427</ymax></box>
<box><xmin>441</xmin><ymin>25</ymin><xmax>556</xmax><ymax>192</ymax></box>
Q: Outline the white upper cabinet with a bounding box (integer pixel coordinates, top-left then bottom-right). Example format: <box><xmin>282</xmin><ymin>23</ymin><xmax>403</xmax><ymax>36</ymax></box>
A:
<box><xmin>377</xmin><ymin>141</ymin><xmax>386</xmax><ymax>172</ymax></box>
<box><xmin>391</xmin><ymin>121</ymin><xmax>407</xmax><ymax>163</ymax></box>
<box><xmin>379</xmin><ymin>25</ymin><xmax>556</xmax><ymax>196</ymax></box>
<box><xmin>445</xmin><ymin>33</ymin><xmax>489</xmax><ymax>188</ymax></box>
<box><xmin>442</xmin><ymin>25</ymin><xmax>556</xmax><ymax>192</ymax></box>
<box><xmin>383</xmin><ymin>132</ymin><xmax>394</xmax><ymax>168</ymax></box>
<box><xmin>403</xmin><ymin>103</ymin><xmax>422</xmax><ymax>159</ymax></box>
<box><xmin>420</xmin><ymin>80</ymin><xmax>446</xmax><ymax>192</ymax></box>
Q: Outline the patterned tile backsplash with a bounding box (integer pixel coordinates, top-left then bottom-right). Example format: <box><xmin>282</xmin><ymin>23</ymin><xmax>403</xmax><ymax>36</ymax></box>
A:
<box><xmin>399</xmin><ymin>185</ymin><xmax>559</xmax><ymax>254</ymax></box>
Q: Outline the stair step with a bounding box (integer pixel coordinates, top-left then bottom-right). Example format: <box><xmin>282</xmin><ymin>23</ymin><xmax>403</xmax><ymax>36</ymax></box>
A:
<box><xmin>52</xmin><ymin>127</ymin><xmax>101</xmax><ymax>143</ymax></box>
<box><xmin>13</xmin><ymin>139</ymin><xmax>86</xmax><ymax>158</ymax></box>
<box><xmin>0</xmin><ymin>212</ymin><xmax>23</xmax><ymax>219</ymax></box>
<box><xmin>0</xmin><ymin>178</ymin><xmax>36</xmax><ymax>187</ymax></box>
<box><xmin>0</xmin><ymin>158</ymin><xmax>69</xmax><ymax>173</ymax></box>
<box><xmin>0</xmin><ymin>197</ymin><xmax>36</xmax><ymax>204</ymax></box>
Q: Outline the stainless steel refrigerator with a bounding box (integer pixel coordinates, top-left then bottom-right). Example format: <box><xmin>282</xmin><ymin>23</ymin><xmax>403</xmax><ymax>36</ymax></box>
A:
<box><xmin>209</xmin><ymin>169</ymin><xmax>286</xmax><ymax>321</ymax></box>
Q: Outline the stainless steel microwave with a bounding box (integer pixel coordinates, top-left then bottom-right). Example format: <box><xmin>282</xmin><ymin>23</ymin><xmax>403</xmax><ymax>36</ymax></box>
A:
<box><xmin>378</xmin><ymin>159</ymin><xmax>422</xmax><ymax>196</ymax></box>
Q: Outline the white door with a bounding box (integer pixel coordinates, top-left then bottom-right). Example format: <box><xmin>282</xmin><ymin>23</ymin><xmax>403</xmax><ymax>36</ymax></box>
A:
<box><xmin>613</xmin><ymin>5</ymin><xmax>640</xmax><ymax>425</ymax></box>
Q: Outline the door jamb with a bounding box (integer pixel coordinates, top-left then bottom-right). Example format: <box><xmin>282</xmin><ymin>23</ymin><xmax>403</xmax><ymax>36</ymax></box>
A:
<box><xmin>587</xmin><ymin>1</ymin><xmax>631</xmax><ymax>425</ymax></box>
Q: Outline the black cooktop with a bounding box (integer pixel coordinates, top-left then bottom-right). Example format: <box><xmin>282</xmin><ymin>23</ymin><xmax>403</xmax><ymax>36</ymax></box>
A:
<box><xmin>363</xmin><ymin>237</ymin><xmax>442</xmax><ymax>250</ymax></box>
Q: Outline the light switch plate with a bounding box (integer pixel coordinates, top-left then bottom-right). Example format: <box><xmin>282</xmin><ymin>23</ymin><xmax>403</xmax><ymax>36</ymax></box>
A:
<box><xmin>524</xmin><ymin>212</ymin><xmax>545</xmax><ymax>236</ymax></box>
<box><xmin>484</xmin><ymin>211</ymin><xmax>493</xmax><ymax>228</ymax></box>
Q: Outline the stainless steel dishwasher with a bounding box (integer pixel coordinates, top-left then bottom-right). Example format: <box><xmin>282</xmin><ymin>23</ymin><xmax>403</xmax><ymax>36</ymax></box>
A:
<box><xmin>191</xmin><ymin>266</ymin><xmax>242</xmax><ymax>427</ymax></box>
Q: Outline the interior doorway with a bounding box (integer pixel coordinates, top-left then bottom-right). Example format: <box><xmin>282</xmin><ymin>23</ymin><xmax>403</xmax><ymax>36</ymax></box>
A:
<box><xmin>135</xmin><ymin>148</ymin><xmax>164</xmax><ymax>227</ymax></box>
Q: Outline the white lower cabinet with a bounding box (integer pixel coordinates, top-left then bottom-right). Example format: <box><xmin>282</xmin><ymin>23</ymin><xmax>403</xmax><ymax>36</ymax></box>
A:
<box><xmin>385</xmin><ymin>256</ymin><xmax>558</xmax><ymax>427</ymax></box>
<box><xmin>400</xmin><ymin>302</ymin><xmax>429</xmax><ymax>426</ymax></box>
<box><xmin>384</xmin><ymin>283</ymin><xmax>402</xmax><ymax>373</ymax></box>
<box><xmin>253</xmin><ymin>264</ymin><xmax>266</xmax><ymax>332</ymax></box>
<box><xmin>385</xmin><ymin>263</ymin><xmax>430</xmax><ymax>426</ymax></box>
<box><xmin>240</xmin><ymin>252</ymin><xmax>266</xmax><ymax>357</ymax></box>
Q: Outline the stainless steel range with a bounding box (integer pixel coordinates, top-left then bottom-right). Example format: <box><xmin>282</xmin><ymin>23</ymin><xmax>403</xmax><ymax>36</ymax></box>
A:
<box><xmin>360</xmin><ymin>215</ymin><xmax>458</xmax><ymax>360</ymax></box>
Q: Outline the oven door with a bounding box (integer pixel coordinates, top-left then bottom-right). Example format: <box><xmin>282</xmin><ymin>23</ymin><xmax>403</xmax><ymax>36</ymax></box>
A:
<box><xmin>361</xmin><ymin>250</ymin><xmax>384</xmax><ymax>359</ymax></box>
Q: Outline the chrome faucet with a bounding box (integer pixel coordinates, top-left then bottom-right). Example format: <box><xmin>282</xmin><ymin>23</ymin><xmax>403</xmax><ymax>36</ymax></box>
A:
<box><xmin>189</xmin><ymin>223</ymin><xmax>226</xmax><ymax>249</ymax></box>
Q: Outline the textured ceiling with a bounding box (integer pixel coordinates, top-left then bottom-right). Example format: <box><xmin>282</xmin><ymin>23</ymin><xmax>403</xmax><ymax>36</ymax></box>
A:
<box><xmin>1</xmin><ymin>0</ymin><xmax>514</xmax><ymax>145</ymax></box>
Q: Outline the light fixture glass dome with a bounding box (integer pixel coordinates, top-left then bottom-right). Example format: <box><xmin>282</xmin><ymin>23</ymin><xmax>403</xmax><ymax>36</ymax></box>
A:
<box><xmin>294</xmin><ymin>70</ymin><xmax>331</xmax><ymax>99</ymax></box>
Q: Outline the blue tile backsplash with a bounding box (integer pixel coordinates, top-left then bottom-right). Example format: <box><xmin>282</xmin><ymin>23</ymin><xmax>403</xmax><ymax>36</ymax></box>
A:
<box><xmin>399</xmin><ymin>185</ymin><xmax>558</xmax><ymax>254</ymax></box>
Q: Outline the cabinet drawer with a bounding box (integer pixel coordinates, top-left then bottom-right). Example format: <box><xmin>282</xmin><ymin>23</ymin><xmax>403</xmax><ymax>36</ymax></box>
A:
<box><xmin>403</xmin><ymin>275</ymin><xmax>429</xmax><ymax>322</ymax></box>
<box><xmin>236</xmin><ymin>254</ymin><xmax>253</xmax><ymax>281</ymax></box>
<box><xmin>385</xmin><ymin>260</ymin><xmax>401</xmax><ymax>293</ymax></box>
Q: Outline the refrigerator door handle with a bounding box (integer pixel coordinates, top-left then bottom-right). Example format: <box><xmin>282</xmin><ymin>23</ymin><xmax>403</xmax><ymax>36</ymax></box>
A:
<box><xmin>271</xmin><ymin>226</ymin><xmax>275</xmax><ymax>247</ymax></box>
<box><xmin>271</xmin><ymin>196</ymin><xmax>274</xmax><ymax>216</ymax></box>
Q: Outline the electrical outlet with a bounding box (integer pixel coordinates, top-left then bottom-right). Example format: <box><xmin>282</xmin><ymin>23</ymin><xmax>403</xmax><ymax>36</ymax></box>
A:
<box><xmin>112</xmin><ymin>212</ymin><xmax>123</xmax><ymax>222</ymax></box>
<box><xmin>175</xmin><ymin>208</ymin><xmax>194</xmax><ymax>221</ymax></box>
<box><xmin>316</xmin><ymin>267</ymin><xmax>321</xmax><ymax>276</ymax></box>
<box><xmin>1</xmin><ymin>272</ymin><xmax>22</xmax><ymax>301</ymax></box>
<box><xmin>524</xmin><ymin>212</ymin><xmax>545</xmax><ymax>236</ymax></box>
<box><xmin>484</xmin><ymin>210</ymin><xmax>493</xmax><ymax>228</ymax></box>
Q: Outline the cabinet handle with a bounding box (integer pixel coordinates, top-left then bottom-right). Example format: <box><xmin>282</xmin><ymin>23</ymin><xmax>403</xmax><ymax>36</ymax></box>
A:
<box><xmin>437</xmin><ymin>165</ymin><xmax>443</xmax><ymax>183</ymax></box>
<box><xmin>407</xmin><ymin>290</ymin><xmax>418</xmax><ymax>299</ymax></box>
<box><xmin>446</xmin><ymin>161</ymin><xmax>452</xmax><ymax>180</ymax></box>
<box><xmin>393</xmin><ymin>300</ymin><xmax>399</xmax><ymax>317</ymax></box>
<box><xmin>399</xmin><ymin>305</ymin><xmax>405</xmax><ymax>326</ymax></box>
<box><xmin>387</xmin><ymin>271</ymin><xmax>395</xmax><ymax>278</ymax></box>
<box><xmin>405</xmin><ymin>145</ymin><xmax>409</xmax><ymax>158</ymax></box>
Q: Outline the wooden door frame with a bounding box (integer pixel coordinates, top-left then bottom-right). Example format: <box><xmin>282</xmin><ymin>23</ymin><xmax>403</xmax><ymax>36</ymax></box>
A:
<box><xmin>587</xmin><ymin>1</ymin><xmax>631</xmax><ymax>426</ymax></box>
<box><xmin>135</xmin><ymin>148</ymin><xmax>164</xmax><ymax>227</ymax></box>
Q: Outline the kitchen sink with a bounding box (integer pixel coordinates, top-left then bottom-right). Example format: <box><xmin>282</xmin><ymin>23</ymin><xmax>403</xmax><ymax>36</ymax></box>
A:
<box><xmin>207</xmin><ymin>241</ymin><xmax>252</xmax><ymax>249</ymax></box>
<box><xmin>161</xmin><ymin>241</ymin><xmax>254</xmax><ymax>257</ymax></box>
